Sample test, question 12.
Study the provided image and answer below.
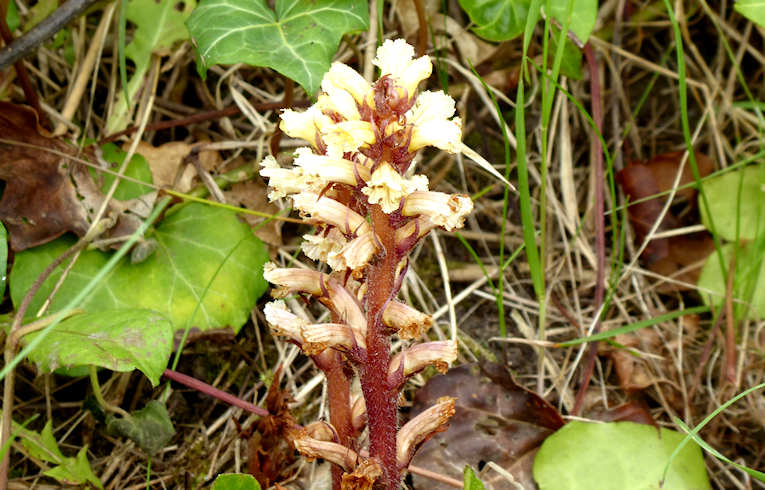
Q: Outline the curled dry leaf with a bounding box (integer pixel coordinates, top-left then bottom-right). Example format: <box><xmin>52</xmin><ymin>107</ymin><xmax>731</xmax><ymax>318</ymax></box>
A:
<box><xmin>0</xmin><ymin>102</ymin><xmax>137</xmax><ymax>251</ymax></box>
<box><xmin>224</xmin><ymin>178</ymin><xmax>283</xmax><ymax>248</ymax></box>
<box><xmin>409</xmin><ymin>363</ymin><xmax>563</xmax><ymax>489</ymax></box>
<box><xmin>617</xmin><ymin>151</ymin><xmax>715</xmax><ymax>291</ymax></box>
<box><xmin>135</xmin><ymin>140</ymin><xmax>221</xmax><ymax>192</ymax></box>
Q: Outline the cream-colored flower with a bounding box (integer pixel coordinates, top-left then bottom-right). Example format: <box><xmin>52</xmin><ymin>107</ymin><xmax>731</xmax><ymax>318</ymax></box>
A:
<box><xmin>317</xmin><ymin>85</ymin><xmax>361</xmax><ymax>121</ymax></box>
<box><xmin>323</xmin><ymin>62</ymin><xmax>374</xmax><ymax>107</ymax></box>
<box><xmin>263</xmin><ymin>263</ymin><xmax>367</xmax><ymax>338</ymax></box>
<box><xmin>396</xmin><ymin>397</ymin><xmax>455</xmax><ymax>468</ymax></box>
<box><xmin>292</xmin><ymin>192</ymin><xmax>370</xmax><ymax>235</ymax></box>
<box><xmin>361</xmin><ymin>162</ymin><xmax>429</xmax><ymax>213</ymax></box>
<box><xmin>293</xmin><ymin>147</ymin><xmax>370</xmax><ymax>186</ymax></box>
<box><xmin>321</xmin><ymin>120</ymin><xmax>376</xmax><ymax>158</ymax></box>
<box><xmin>373</xmin><ymin>39</ymin><xmax>432</xmax><ymax>99</ymax></box>
<box><xmin>293</xmin><ymin>433</ymin><xmax>359</xmax><ymax>471</ymax></box>
<box><xmin>334</xmin><ymin>231</ymin><xmax>378</xmax><ymax>270</ymax></box>
<box><xmin>263</xmin><ymin>300</ymin><xmax>306</xmax><ymax>344</ymax></box>
<box><xmin>279</xmin><ymin>105</ymin><xmax>333</xmax><ymax>148</ymax></box>
<box><xmin>406</xmin><ymin>91</ymin><xmax>462</xmax><ymax>152</ymax></box>
<box><xmin>402</xmin><ymin>191</ymin><xmax>473</xmax><ymax>231</ymax></box>
<box><xmin>259</xmin><ymin>155</ymin><xmax>305</xmax><ymax>201</ymax></box>
<box><xmin>302</xmin><ymin>229</ymin><xmax>348</xmax><ymax>271</ymax></box>
<box><xmin>302</xmin><ymin>322</ymin><xmax>366</xmax><ymax>351</ymax></box>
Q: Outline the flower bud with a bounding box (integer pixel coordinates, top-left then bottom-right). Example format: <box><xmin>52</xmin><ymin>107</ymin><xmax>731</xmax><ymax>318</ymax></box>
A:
<box><xmin>388</xmin><ymin>341</ymin><xmax>457</xmax><ymax>383</ymax></box>
<box><xmin>280</xmin><ymin>106</ymin><xmax>333</xmax><ymax>148</ymax></box>
<box><xmin>383</xmin><ymin>301</ymin><xmax>433</xmax><ymax>339</ymax></box>
<box><xmin>293</xmin><ymin>147</ymin><xmax>370</xmax><ymax>187</ymax></box>
<box><xmin>372</xmin><ymin>39</ymin><xmax>432</xmax><ymax>100</ymax></box>
<box><xmin>301</xmin><ymin>322</ymin><xmax>366</xmax><ymax>352</ymax></box>
<box><xmin>292</xmin><ymin>193</ymin><xmax>370</xmax><ymax>236</ymax></box>
<box><xmin>293</xmin><ymin>432</ymin><xmax>358</xmax><ymax>471</ymax></box>
<box><xmin>396</xmin><ymin>397</ymin><xmax>456</xmax><ymax>469</ymax></box>
<box><xmin>323</xmin><ymin>62</ymin><xmax>374</xmax><ymax>108</ymax></box>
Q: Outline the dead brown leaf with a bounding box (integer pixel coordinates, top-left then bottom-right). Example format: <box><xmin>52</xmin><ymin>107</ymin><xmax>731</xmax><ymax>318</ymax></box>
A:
<box><xmin>224</xmin><ymin>178</ymin><xmax>283</xmax><ymax>248</ymax></box>
<box><xmin>617</xmin><ymin>151</ymin><xmax>716</xmax><ymax>290</ymax></box>
<box><xmin>409</xmin><ymin>363</ymin><xmax>563</xmax><ymax>489</ymax></box>
<box><xmin>0</xmin><ymin>102</ymin><xmax>132</xmax><ymax>251</ymax></box>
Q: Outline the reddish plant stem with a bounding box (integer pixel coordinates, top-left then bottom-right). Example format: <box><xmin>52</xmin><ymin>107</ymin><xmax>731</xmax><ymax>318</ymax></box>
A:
<box><xmin>360</xmin><ymin>205</ymin><xmax>399</xmax><ymax>489</ymax></box>
<box><xmin>322</xmin><ymin>351</ymin><xmax>354</xmax><ymax>490</ymax></box>
<box><xmin>573</xmin><ymin>43</ymin><xmax>605</xmax><ymax>416</ymax></box>
<box><xmin>100</xmin><ymin>99</ymin><xmax>309</xmax><ymax>144</ymax></box>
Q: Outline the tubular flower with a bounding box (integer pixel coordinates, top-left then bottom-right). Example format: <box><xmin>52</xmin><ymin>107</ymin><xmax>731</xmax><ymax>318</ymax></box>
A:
<box><xmin>259</xmin><ymin>39</ymin><xmax>485</xmax><ymax>489</ymax></box>
<box><xmin>361</xmin><ymin>162</ymin><xmax>429</xmax><ymax>213</ymax></box>
<box><xmin>396</xmin><ymin>397</ymin><xmax>456</xmax><ymax>469</ymax></box>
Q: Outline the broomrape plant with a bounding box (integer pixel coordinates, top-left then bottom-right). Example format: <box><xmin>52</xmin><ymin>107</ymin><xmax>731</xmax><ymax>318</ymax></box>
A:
<box><xmin>260</xmin><ymin>39</ymin><xmax>475</xmax><ymax>489</ymax></box>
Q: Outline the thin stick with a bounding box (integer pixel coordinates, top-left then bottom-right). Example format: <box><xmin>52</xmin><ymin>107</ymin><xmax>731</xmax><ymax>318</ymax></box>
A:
<box><xmin>573</xmin><ymin>43</ymin><xmax>606</xmax><ymax>416</ymax></box>
<box><xmin>0</xmin><ymin>0</ymin><xmax>99</xmax><ymax>69</ymax></box>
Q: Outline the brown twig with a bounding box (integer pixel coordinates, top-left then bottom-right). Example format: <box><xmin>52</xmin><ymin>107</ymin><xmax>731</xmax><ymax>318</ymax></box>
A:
<box><xmin>724</xmin><ymin>254</ymin><xmax>737</xmax><ymax>385</ymax></box>
<box><xmin>573</xmin><ymin>43</ymin><xmax>606</xmax><ymax>416</ymax></box>
<box><xmin>100</xmin><ymin>99</ymin><xmax>309</xmax><ymax>144</ymax></box>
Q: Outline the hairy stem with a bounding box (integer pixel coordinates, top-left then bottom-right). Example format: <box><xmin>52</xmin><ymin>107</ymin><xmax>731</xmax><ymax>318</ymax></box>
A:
<box><xmin>325</xmin><ymin>353</ymin><xmax>354</xmax><ymax>489</ymax></box>
<box><xmin>360</xmin><ymin>205</ymin><xmax>399</xmax><ymax>489</ymax></box>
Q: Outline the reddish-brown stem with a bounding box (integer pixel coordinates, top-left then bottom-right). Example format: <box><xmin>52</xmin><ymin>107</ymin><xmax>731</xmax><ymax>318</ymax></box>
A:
<box><xmin>360</xmin><ymin>205</ymin><xmax>400</xmax><ymax>489</ymax></box>
<box><xmin>574</xmin><ymin>43</ymin><xmax>605</xmax><ymax>416</ymax></box>
<box><xmin>323</xmin><ymin>352</ymin><xmax>354</xmax><ymax>489</ymax></box>
<box><xmin>100</xmin><ymin>99</ymin><xmax>309</xmax><ymax>144</ymax></box>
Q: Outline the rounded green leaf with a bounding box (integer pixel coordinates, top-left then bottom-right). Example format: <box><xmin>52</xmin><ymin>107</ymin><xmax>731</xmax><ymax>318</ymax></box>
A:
<box><xmin>533</xmin><ymin>421</ymin><xmax>711</xmax><ymax>490</ymax></box>
<box><xmin>546</xmin><ymin>0</ymin><xmax>597</xmax><ymax>43</ymax></box>
<box><xmin>93</xmin><ymin>143</ymin><xmax>154</xmax><ymax>200</ymax></box>
<box><xmin>699</xmin><ymin>165</ymin><xmax>765</xmax><ymax>242</ymax></box>
<box><xmin>212</xmin><ymin>474</ymin><xmax>261</xmax><ymax>490</ymax></box>
<box><xmin>186</xmin><ymin>0</ymin><xmax>369</xmax><ymax>96</ymax></box>
<box><xmin>10</xmin><ymin>203</ymin><xmax>269</xmax><ymax>335</ymax></box>
<box><xmin>21</xmin><ymin>309</ymin><xmax>172</xmax><ymax>386</ymax></box>
<box><xmin>735</xmin><ymin>0</ymin><xmax>765</xmax><ymax>29</ymax></box>
<box><xmin>697</xmin><ymin>242</ymin><xmax>765</xmax><ymax>319</ymax></box>
<box><xmin>458</xmin><ymin>0</ymin><xmax>532</xmax><ymax>42</ymax></box>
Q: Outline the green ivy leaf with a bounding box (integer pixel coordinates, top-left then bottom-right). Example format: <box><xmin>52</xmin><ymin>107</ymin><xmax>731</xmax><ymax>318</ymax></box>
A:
<box><xmin>463</xmin><ymin>466</ymin><xmax>485</xmax><ymax>490</ymax></box>
<box><xmin>697</xmin><ymin>242</ymin><xmax>765</xmax><ymax>319</ymax></box>
<box><xmin>458</xmin><ymin>0</ymin><xmax>531</xmax><ymax>42</ymax></box>
<box><xmin>92</xmin><ymin>143</ymin><xmax>154</xmax><ymax>200</ymax></box>
<box><xmin>186</xmin><ymin>0</ymin><xmax>369</xmax><ymax>96</ymax></box>
<box><xmin>21</xmin><ymin>420</ymin><xmax>103</xmax><ymax>489</ymax></box>
<box><xmin>212</xmin><ymin>474</ymin><xmax>262</xmax><ymax>490</ymax></box>
<box><xmin>700</xmin><ymin>164</ymin><xmax>765</xmax><ymax>242</ymax></box>
<box><xmin>10</xmin><ymin>203</ymin><xmax>269</xmax><ymax>335</ymax></box>
<box><xmin>533</xmin><ymin>421</ymin><xmax>710</xmax><ymax>490</ymax></box>
<box><xmin>457</xmin><ymin>0</ymin><xmax>596</xmax><ymax>43</ymax></box>
<box><xmin>107</xmin><ymin>400</ymin><xmax>175</xmax><ymax>455</ymax></box>
<box><xmin>735</xmin><ymin>0</ymin><xmax>765</xmax><ymax>29</ymax></box>
<box><xmin>107</xmin><ymin>0</ymin><xmax>196</xmax><ymax>132</ymax></box>
<box><xmin>20</xmin><ymin>310</ymin><xmax>172</xmax><ymax>386</ymax></box>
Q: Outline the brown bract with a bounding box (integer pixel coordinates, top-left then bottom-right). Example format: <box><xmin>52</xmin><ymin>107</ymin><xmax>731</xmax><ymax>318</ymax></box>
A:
<box><xmin>0</xmin><ymin>102</ymin><xmax>137</xmax><ymax>251</ymax></box>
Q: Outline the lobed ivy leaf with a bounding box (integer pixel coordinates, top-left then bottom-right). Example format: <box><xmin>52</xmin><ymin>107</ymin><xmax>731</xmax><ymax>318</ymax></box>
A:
<box><xmin>533</xmin><ymin>421</ymin><xmax>710</xmax><ymax>489</ymax></box>
<box><xmin>186</xmin><ymin>0</ymin><xmax>369</xmax><ymax>96</ymax></box>
<box><xmin>19</xmin><ymin>310</ymin><xmax>173</xmax><ymax>386</ymax></box>
<box><xmin>10</xmin><ymin>203</ymin><xmax>269</xmax><ymax>336</ymax></box>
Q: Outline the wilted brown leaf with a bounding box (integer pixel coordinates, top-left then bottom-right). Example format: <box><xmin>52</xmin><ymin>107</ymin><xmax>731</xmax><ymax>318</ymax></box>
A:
<box><xmin>0</xmin><ymin>102</ymin><xmax>132</xmax><ymax>251</ymax></box>
<box><xmin>224</xmin><ymin>178</ymin><xmax>283</xmax><ymax>248</ymax></box>
<box><xmin>617</xmin><ymin>151</ymin><xmax>716</xmax><ymax>290</ymax></box>
<box><xmin>409</xmin><ymin>363</ymin><xmax>563</xmax><ymax>489</ymax></box>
